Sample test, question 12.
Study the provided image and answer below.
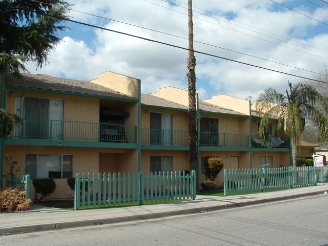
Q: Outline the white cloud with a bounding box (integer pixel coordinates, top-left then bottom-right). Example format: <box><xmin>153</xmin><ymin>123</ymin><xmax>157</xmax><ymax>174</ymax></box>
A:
<box><xmin>27</xmin><ymin>0</ymin><xmax>328</xmax><ymax>100</ymax></box>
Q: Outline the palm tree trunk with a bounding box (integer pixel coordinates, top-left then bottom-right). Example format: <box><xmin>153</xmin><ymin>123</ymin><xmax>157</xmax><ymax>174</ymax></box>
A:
<box><xmin>291</xmin><ymin>140</ymin><xmax>297</xmax><ymax>168</ymax></box>
<box><xmin>187</xmin><ymin>0</ymin><xmax>197</xmax><ymax>172</ymax></box>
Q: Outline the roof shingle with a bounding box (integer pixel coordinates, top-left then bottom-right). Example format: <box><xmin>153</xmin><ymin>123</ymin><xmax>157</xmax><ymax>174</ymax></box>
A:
<box><xmin>6</xmin><ymin>74</ymin><xmax>134</xmax><ymax>99</ymax></box>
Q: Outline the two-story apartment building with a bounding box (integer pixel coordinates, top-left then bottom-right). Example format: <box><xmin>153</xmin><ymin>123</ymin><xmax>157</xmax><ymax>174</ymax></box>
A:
<box><xmin>0</xmin><ymin>71</ymin><xmax>292</xmax><ymax>199</ymax></box>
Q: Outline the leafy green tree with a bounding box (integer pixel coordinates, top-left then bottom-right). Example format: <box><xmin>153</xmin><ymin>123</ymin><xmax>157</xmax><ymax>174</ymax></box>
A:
<box><xmin>0</xmin><ymin>0</ymin><xmax>70</xmax><ymax>135</ymax></box>
<box><xmin>0</xmin><ymin>0</ymin><xmax>70</xmax><ymax>75</ymax></box>
<box><xmin>255</xmin><ymin>82</ymin><xmax>328</xmax><ymax>167</ymax></box>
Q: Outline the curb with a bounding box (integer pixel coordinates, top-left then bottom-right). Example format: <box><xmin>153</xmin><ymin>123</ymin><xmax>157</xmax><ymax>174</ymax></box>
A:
<box><xmin>0</xmin><ymin>190</ymin><xmax>325</xmax><ymax>235</ymax></box>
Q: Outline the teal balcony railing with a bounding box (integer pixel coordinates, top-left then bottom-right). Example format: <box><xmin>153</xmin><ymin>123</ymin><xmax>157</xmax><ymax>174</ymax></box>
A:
<box><xmin>251</xmin><ymin>135</ymin><xmax>289</xmax><ymax>148</ymax></box>
<box><xmin>13</xmin><ymin>119</ymin><xmax>137</xmax><ymax>143</ymax></box>
<box><xmin>200</xmin><ymin>132</ymin><xmax>249</xmax><ymax>148</ymax></box>
<box><xmin>141</xmin><ymin>129</ymin><xmax>189</xmax><ymax>146</ymax></box>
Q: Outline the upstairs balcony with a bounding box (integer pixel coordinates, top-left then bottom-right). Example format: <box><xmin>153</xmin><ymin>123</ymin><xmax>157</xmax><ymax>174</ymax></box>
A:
<box><xmin>252</xmin><ymin>135</ymin><xmax>289</xmax><ymax>148</ymax></box>
<box><xmin>12</xmin><ymin>119</ymin><xmax>137</xmax><ymax>144</ymax></box>
<box><xmin>199</xmin><ymin>132</ymin><xmax>249</xmax><ymax>148</ymax></box>
<box><xmin>141</xmin><ymin>129</ymin><xmax>189</xmax><ymax>146</ymax></box>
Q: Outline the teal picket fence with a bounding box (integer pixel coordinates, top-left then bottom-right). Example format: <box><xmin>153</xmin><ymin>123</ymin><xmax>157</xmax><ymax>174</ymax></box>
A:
<box><xmin>317</xmin><ymin>166</ymin><xmax>328</xmax><ymax>182</ymax></box>
<box><xmin>224</xmin><ymin>167</ymin><xmax>320</xmax><ymax>196</ymax></box>
<box><xmin>5</xmin><ymin>175</ymin><xmax>30</xmax><ymax>199</ymax></box>
<box><xmin>74</xmin><ymin>171</ymin><xmax>196</xmax><ymax>210</ymax></box>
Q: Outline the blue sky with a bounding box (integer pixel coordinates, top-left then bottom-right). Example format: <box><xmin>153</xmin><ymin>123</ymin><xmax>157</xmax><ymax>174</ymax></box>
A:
<box><xmin>28</xmin><ymin>0</ymin><xmax>328</xmax><ymax>101</ymax></box>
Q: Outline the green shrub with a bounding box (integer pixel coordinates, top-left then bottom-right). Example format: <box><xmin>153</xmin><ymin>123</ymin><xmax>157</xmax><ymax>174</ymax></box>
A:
<box><xmin>205</xmin><ymin>157</ymin><xmax>224</xmax><ymax>181</ymax></box>
<box><xmin>200</xmin><ymin>180</ymin><xmax>216</xmax><ymax>191</ymax></box>
<box><xmin>32</xmin><ymin>178</ymin><xmax>56</xmax><ymax>203</ymax></box>
<box><xmin>306</xmin><ymin>159</ymin><xmax>314</xmax><ymax>166</ymax></box>
<box><xmin>296</xmin><ymin>158</ymin><xmax>314</xmax><ymax>167</ymax></box>
<box><xmin>67</xmin><ymin>177</ymin><xmax>75</xmax><ymax>191</ymax></box>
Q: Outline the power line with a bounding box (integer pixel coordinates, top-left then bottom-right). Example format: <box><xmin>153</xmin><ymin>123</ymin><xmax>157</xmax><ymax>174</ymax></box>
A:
<box><xmin>69</xmin><ymin>8</ymin><xmax>321</xmax><ymax>75</ymax></box>
<box><xmin>145</xmin><ymin>0</ymin><xmax>328</xmax><ymax>60</ymax></box>
<box><xmin>306</xmin><ymin>0</ymin><xmax>328</xmax><ymax>11</ymax></box>
<box><xmin>164</xmin><ymin>0</ymin><xmax>328</xmax><ymax>56</ymax></box>
<box><xmin>269</xmin><ymin>0</ymin><xmax>328</xmax><ymax>26</ymax></box>
<box><xmin>320</xmin><ymin>0</ymin><xmax>328</xmax><ymax>5</ymax></box>
<box><xmin>4</xmin><ymin>4</ymin><xmax>328</xmax><ymax>85</ymax></box>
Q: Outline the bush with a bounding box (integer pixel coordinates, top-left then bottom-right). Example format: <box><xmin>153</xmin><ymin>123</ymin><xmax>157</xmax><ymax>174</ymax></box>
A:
<box><xmin>67</xmin><ymin>177</ymin><xmax>75</xmax><ymax>191</ymax></box>
<box><xmin>200</xmin><ymin>180</ymin><xmax>216</xmax><ymax>191</ymax></box>
<box><xmin>296</xmin><ymin>158</ymin><xmax>314</xmax><ymax>167</ymax></box>
<box><xmin>204</xmin><ymin>157</ymin><xmax>224</xmax><ymax>181</ymax></box>
<box><xmin>32</xmin><ymin>178</ymin><xmax>56</xmax><ymax>202</ymax></box>
<box><xmin>0</xmin><ymin>187</ymin><xmax>32</xmax><ymax>212</ymax></box>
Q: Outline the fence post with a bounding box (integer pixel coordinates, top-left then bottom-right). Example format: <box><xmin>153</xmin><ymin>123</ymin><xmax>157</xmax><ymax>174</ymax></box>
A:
<box><xmin>24</xmin><ymin>174</ymin><xmax>30</xmax><ymax>199</ymax></box>
<box><xmin>260</xmin><ymin>168</ymin><xmax>265</xmax><ymax>192</ymax></box>
<box><xmin>192</xmin><ymin>170</ymin><xmax>196</xmax><ymax>200</ymax></box>
<box><xmin>139</xmin><ymin>172</ymin><xmax>144</xmax><ymax>205</ymax></box>
<box><xmin>224</xmin><ymin>169</ymin><xmax>227</xmax><ymax>196</ymax></box>
<box><xmin>314</xmin><ymin>166</ymin><xmax>318</xmax><ymax>186</ymax></box>
<box><xmin>289</xmin><ymin>166</ymin><xmax>293</xmax><ymax>188</ymax></box>
<box><xmin>74</xmin><ymin>173</ymin><xmax>80</xmax><ymax>210</ymax></box>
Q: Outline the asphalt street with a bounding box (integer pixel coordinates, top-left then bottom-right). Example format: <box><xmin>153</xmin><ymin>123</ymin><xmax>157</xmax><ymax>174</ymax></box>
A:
<box><xmin>1</xmin><ymin>195</ymin><xmax>327</xmax><ymax>246</ymax></box>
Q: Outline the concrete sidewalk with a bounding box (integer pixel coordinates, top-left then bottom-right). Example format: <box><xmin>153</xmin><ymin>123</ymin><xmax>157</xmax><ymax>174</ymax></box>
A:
<box><xmin>1</xmin><ymin>184</ymin><xmax>327</xmax><ymax>235</ymax></box>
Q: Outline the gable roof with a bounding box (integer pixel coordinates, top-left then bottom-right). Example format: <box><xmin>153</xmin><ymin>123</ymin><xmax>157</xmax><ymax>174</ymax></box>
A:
<box><xmin>141</xmin><ymin>94</ymin><xmax>188</xmax><ymax>110</ymax></box>
<box><xmin>6</xmin><ymin>74</ymin><xmax>135</xmax><ymax>100</ymax></box>
<box><xmin>199</xmin><ymin>101</ymin><xmax>247</xmax><ymax>116</ymax></box>
<box><xmin>298</xmin><ymin>140</ymin><xmax>318</xmax><ymax>147</ymax></box>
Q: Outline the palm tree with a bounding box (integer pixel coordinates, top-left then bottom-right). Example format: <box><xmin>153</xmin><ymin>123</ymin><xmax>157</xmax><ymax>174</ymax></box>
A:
<box><xmin>0</xmin><ymin>108</ymin><xmax>22</xmax><ymax>138</ymax></box>
<box><xmin>255</xmin><ymin>82</ymin><xmax>328</xmax><ymax>167</ymax></box>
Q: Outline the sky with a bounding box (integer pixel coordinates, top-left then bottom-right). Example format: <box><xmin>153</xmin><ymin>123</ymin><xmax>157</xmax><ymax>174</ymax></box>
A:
<box><xmin>26</xmin><ymin>0</ymin><xmax>328</xmax><ymax>101</ymax></box>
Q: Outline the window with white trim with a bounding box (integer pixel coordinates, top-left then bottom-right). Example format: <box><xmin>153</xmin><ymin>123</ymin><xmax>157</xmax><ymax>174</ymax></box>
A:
<box><xmin>25</xmin><ymin>154</ymin><xmax>73</xmax><ymax>179</ymax></box>
<box><xmin>150</xmin><ymin>156</ymin><xmax>173</xmax><ymax>173</ymax></box>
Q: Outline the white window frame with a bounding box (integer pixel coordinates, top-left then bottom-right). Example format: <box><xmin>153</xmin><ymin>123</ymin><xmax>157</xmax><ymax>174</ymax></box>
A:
<box><xmin>25</xmin><ymin>154</ymin><xmax>73</xmax><ymax>179</ymax></box>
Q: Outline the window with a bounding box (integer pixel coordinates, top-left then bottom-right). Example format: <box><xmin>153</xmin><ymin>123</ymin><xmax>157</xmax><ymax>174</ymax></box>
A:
<box><xmin>150</xmin><ymin>113</ymin><xmax>172</xmax><ymax>145</ymax></box>
<box><xmin>150</xmin><ymin>156</ymin><xmax>173</xmax><ymax>173</ymax></box>
<box><xmin>259</xmin><ymin>156</ymin><xmax>273</xmax><ymax>168</ymax></box>
<box><xmin>25</xmin><ymin>154</ymin><xmax>73</xmax><ymax>179</ymax></box>
<box><xmin>200</xmin><ymin>118</ymin><xmax>218</xmax><ymax>146</ymax></box>
<box><xmin>15</xmin><ymin>97</ymin><xmax>64</xmax><ymax>140</ymax></box>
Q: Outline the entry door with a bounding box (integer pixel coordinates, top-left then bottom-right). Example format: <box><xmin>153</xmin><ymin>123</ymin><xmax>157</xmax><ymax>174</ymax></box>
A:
<box><xmin>230</xmin><ymin>156</ymin><xmax>239</xmax><ymax>169</ymax></box>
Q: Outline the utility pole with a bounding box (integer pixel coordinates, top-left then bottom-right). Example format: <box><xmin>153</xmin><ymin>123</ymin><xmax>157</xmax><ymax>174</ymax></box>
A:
<box><xmin>187</xmin><ymin>0</ymin><xmax>197</xmax><ymax>174</ymax></box>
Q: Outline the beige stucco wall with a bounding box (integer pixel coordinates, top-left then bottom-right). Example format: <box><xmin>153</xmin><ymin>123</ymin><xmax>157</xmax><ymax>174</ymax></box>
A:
<box><xmin>91</xmin><ymin>71</ymin><xmax>139</xmax><ymax>98</ymax></box>
<box><xmin>3</xmin><ymin>146</ymin><xmax>137</xmax><ymax>199</ymax></box>
<box><xmin>141</xmin><ymin>150</ymin><xmax>189</xmax><ymax>173</ymax></box>
<box><xmin>204</xmin><ymin>95</ymin><xmax>250</xmax><ymax>115</ymax></box>
<box><xmin>151</xmin><ymin>87</ymin><xmax>188</xmax><ymax>106</ymax></box>
<box><xmin>116</xmin><ymin>149</ymin><xmax>138</xmax><ymax>173</ymax></box>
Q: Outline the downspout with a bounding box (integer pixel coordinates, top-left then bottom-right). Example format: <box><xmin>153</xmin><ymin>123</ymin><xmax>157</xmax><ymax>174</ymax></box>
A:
<box><xmin>249</xmin><ymin>98</ymin><xmax>252</xmax><ymax>168</ymax></box>
<box><xmin>0</xmin><ymin>72</ymin><xmax>6</xmax><ymax>188</ymax></box>
<box><xmin>196</xmin><ymin>93</ymin><xmax>200</xmax><ymax>190</ymax></box>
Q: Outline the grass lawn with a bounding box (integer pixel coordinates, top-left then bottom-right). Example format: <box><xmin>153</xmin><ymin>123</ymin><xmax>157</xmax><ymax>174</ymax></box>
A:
<box><xmin>197</xmin><ymin>189</ymin><xmax>224</xmax><ymax>196</ymax></box>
